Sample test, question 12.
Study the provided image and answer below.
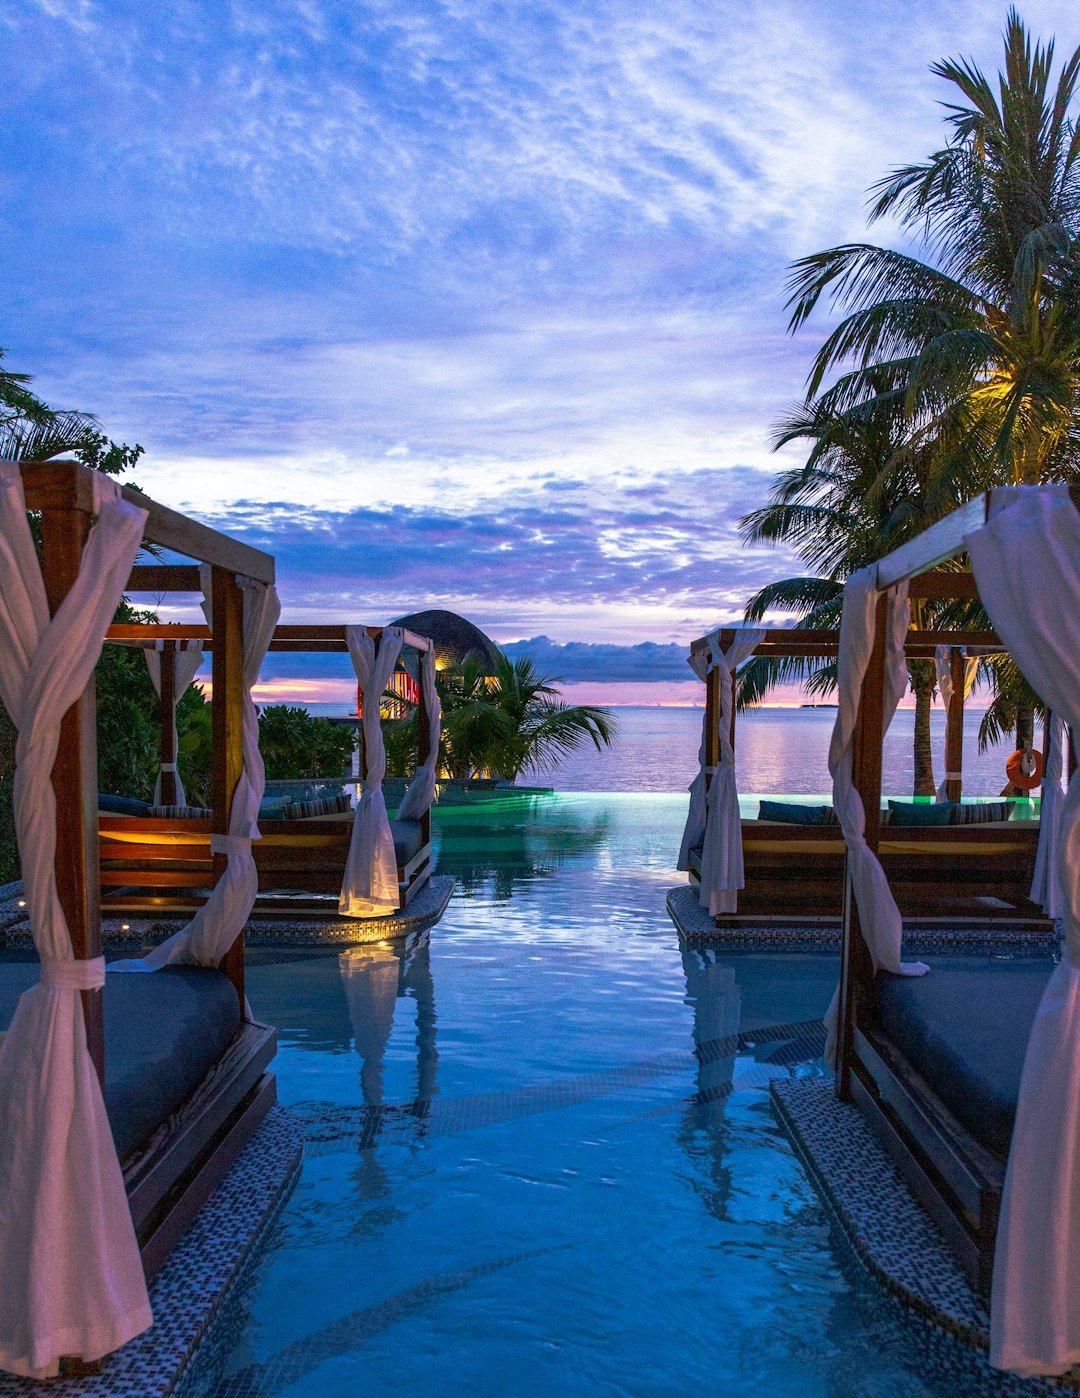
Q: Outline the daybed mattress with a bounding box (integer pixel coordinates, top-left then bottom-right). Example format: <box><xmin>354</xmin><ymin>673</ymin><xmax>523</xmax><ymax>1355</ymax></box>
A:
<box><xmin>876</xmin><ymin>956</ymin><xmax>1051</xmax><ymax>1159</ymax></box>
<box><xmin>0</xmin><ymin>962</ymin><xmax>240</xmax><ymax>1160</ymax></box>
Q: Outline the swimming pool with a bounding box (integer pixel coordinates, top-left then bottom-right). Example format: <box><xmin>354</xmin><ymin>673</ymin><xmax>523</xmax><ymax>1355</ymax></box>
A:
<box><xmin>218</xmin><ymin>793</ymin><xmax>953</xmax><ymax>1395</ymax></box>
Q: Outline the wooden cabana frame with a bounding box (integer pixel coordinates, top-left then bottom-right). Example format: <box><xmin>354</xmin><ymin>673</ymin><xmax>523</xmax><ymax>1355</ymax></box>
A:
<box><xmin>100</xmin><ymin>616</ymin><xmax>436</xmax><ymax>917</ymax></box>
<box><xmin>14</xmin><ymin>459</ymin><xmax>278</xmax><ymax>1278</ymax></box>
<box><xmin>686</xmin><ymin>592</ymin><xmax>1044</xmax><ymax>923</ymax></box>
<box><xmin>836</xmin><ymin>491</ymin><xmax>1077</xmax><ymax>1294</ymax></box>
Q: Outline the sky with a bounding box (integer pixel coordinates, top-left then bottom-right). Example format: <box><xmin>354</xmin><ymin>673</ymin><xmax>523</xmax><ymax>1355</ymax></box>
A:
<box><xmin>3</xmin><ymin>0</ymin><xmax>1077</xmax><ymax>702</ymax></box>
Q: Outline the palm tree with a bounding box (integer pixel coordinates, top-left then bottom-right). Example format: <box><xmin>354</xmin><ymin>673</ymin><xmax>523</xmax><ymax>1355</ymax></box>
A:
<box><xmin>422</xmin><ymin>652</ymin><xmax>618</xmax><ymax>782</ymax></box>
<box><xmin>740</xmin><ymin>389</ymin><xmax>943</xmax><ymax>794</ymax></box>
<box><xmin>785</xmin><ymin>11</ymin><xmax>1080</xmax><ymax>499</ymax></box>
<box><xmin>0</xmin><ymin>347</ymin><xmax>142</xmax><ymax>469</ymax></box>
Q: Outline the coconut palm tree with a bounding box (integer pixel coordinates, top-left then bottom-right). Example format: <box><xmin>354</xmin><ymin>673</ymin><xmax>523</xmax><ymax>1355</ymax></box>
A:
<box><xmin>0</xmin><ymin>347</ymin><xmax>142</xmax><ymax>469</ymax></box>
<box><xmin>740</xmin><ymin>389</ymin><xmax>943</xmax><ymax>794</ymax></box>
<box><xmin>785</xmin><ymin>11</ymin><xmax>1080</xmax><ymax>498</ymax></box>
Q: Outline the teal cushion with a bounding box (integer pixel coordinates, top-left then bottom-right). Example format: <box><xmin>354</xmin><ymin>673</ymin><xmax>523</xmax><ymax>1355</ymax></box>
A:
<box><xmin>757</xmin><ymin>799</ymin><xmax>827</xmax><ymax>826</ymax></box>
<box><xmin>887</xmin><ymin>799</ymin><xmax>954</xmax><ymax>827</ymax></box>
<box><xmin>258</xmin><ymin>796</ymin><xmax>294</xmax><ymax>821</ymax></box>
<box><xmin>99</xmin><ymin>793</ymin><xmax>151</xmax><ymax>817</ymax></box>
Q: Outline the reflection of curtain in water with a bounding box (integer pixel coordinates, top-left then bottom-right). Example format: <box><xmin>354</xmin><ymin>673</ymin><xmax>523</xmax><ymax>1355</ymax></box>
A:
<box><xmin>339</xmin><ymin>946</ymin><xmax>401</xmax><ymax>1105</ymax></box>
<box><xmin>678</xmin><ymin>947</ymin><xmax>741</xmax><ymax>1214</ymax></box>
<box><xmin>338</xmin><ymin>935</ymin><xmax>440</xmax><ymax>1109</ymax></box>
<box><xmin>401</xmin><ymin>938</ymin><xmax>439</xmax><ymax>1108</ymax></box>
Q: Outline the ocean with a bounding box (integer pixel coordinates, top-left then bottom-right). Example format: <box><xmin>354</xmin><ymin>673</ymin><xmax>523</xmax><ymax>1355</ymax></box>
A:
<box><xmin>299</xmin><ymin>702</ymin><xmax>1024</xmax><ymax>798</ymax></box>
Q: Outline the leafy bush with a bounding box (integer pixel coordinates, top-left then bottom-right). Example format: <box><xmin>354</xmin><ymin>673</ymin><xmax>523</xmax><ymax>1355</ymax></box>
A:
<box><xmin>258</xmin><ymin>705</ymin><xmax>356</xmax><ymax>780</ymax></box>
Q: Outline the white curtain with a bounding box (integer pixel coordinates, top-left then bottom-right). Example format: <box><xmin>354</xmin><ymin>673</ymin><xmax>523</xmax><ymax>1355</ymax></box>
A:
<box><xmin>339</xmin><ymin>627</ymin><xmax>404</xmax><ymax>917</ymax></box>
<box><xmin>823</xmin><ymin>569</ymin><xmax>927</xmax><ymax>1068</ymax></box>
<box><xmin>958</xmin><ymin>487</ymin><xmax>1080</xmax><ymax>1377</ymax></box>
<box><xmin>397</xmin><ymin>644</ymin><xmax>441</xmax><ymax>822</ymax></box>
<box><xmin>677</xmin><ymin>648</ymin><xmax>712</xmax><ymax>871</ymax></box>
<box><xmin>0</xmin><ymin>467</ymin><xmax>153</xmax><ymax>1378</ymax></box>
<box><xmin>1030</xmin><ymin>713</ymin><xmax>1065</xmax><ymax>918</ymax></box>
<box><xmin>698</xmin><ymin>629</ymin><xmax>765</xmax><ymax>915</ymax></box>
<box><xmin>144</xmin><ymin>641</ymin><xmax>204</xmax><ymax>805</ymax></box>
<box><xmin>933</xmin><ymin>646</ymin><xmax>981</xmax><ymax>801</ymax></box>
<box><xmin>114</xmin><ymin>573</ymin><xmax>280</xmax><ymax>971</ymax></box>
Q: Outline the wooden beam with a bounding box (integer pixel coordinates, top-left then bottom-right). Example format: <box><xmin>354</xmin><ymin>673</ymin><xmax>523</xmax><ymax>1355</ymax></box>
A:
<box><xmin>945</xmin><ymin>647</ymin><xmax>964</xmax><ymax>803</ymax></box>
<box><xmin>160</xmin><ymin>643</ymin><xmax>177</xmax><ymax>805</ymax></box>
<box><xmin>126</xmin><ymin>565</ymin><xmax>204</xmax><ymax>593</ymax></box>
<box><xmin>14</xmin><ymin>459</ymin><xmax>275</xmax><ymax>582</ymax></box>
<box><xmin>875</xmin><ymin>498</ymin><xmax>989</xmax><ymax>590</ymax></box>
<box><xmin>907</xmin><ymin>571</ymin><xmax>979</xmax><ymax>600</ymax></box>
<box><xmin>211</xmin><ymin>569</ymin><xmax>246</xmax><ymax>1013</ymax></box>
<box><xmin>40</xmin><ymin>501</ymin><xmax>105</xmax><ymax>1083</ymax></box>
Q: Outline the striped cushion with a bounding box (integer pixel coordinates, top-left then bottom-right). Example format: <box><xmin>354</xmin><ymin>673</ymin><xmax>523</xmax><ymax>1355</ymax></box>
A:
<box><xmin>951</xmin><ymin>801</ymin><xmax>1011</xmax><ymax>825</ymax></box>
<box><xmin>821</xmin><ymin>807</ymin><xmax>840</xmax><ymax>826</ymax></box>
<box><xmin>290</xmin><ymin>793</ymin><xmax>353</xmax><ymax>820</ymax></box>
<box><xmin>147</xmin><ymin>805</ymin><xmax>213</xmax><ymax>819</ymax></box>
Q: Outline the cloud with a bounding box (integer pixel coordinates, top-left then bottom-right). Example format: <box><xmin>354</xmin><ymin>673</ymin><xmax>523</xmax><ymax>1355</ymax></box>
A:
<box><xmin>502</xmin><ymin>635</ymin><xmax>690</xmax><ymax>683</ymax></box>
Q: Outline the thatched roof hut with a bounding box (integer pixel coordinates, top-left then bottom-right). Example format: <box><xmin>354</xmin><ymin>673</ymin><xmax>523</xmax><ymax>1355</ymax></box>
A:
<box><xmin>392</xmin><ymin>609</ymin><xmax>502</xmax><ymax>675</ymax></box>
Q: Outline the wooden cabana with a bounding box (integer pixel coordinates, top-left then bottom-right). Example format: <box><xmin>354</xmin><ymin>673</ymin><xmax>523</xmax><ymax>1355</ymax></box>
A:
<box><xmin>0</xmin><ymin>458</ymin><xmax>279</xmax><ymax>1376</ymax></box>
<box><xmin>682</xmin><ymin>601</ymin><xmax>1045</xmax><ymax>923</ymax></box>
<box><xmin>98</xmin><ymin>620</ymin><xmax>437</xmax><ymax>917</ymax></box>
<box><xmin>829</xmin><ymin>486</ymin><xmax>1079</xmax><ymax>1375</ymax></box>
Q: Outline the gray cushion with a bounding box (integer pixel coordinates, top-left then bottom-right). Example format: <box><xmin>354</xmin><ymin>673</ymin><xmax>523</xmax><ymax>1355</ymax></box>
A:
<box><xmin>877</xmin><ymin>957</ymin><xmax>1051</xmax><ymax>1159</ymax></box>
<box><xmin>390</xmin><ymin>818</ymin><xmax>424</xmax><ymax>864</ymax></box>
<box><xmin>0</xmin><ymin>962</ymin><xmax>240</xmax><ymax>1160</ymax></box>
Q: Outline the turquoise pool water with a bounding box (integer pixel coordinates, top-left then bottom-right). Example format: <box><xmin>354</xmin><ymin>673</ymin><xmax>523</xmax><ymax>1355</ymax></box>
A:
<box><xmin>222</xmin><ymin>793</ymin><xmax>947</xmax><ymax>1395</ymax></box>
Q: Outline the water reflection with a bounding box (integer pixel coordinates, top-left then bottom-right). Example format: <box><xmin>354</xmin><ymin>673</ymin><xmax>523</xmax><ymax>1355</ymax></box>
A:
<box><xmin>338</xmin><ymin>934</ymin><xmax>439</xmax><ymax>1110</ymax></box>
<box><xmin>433</xmin><ymin>795</ymin><xmax>612</xmax><ymax>898</ymax></box>
<box><xmin>677</xmin><ymin>946</ymin><xmax>741</xmax><ymax>1219</ymax></box>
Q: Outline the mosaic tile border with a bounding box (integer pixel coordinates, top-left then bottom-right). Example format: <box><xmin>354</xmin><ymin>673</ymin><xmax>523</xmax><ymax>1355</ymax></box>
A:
<box><xmin>771</xmin><ymin>1078</ymin><xmax>1077</xmax><ymax>1395</ymax></box>
<box><xmin>666</xmin><ymin>884</ymin><xmax>1060</xmax><ymax>956</ymax></box>
<box><xmin>0</xmin><ymin>877</ymin><xmax>455</xmax><ymax>951</ymax></box>
<box><xmin>0</xmin><ymin>1107</ymin><xmax>302</xmax><ymax>1398</ymax></box>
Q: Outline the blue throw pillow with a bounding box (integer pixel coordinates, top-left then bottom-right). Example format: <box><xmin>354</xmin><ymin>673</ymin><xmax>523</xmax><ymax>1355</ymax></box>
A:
<box><xmin>887</xmin><ymin>799</ymin><xmax>954</xmax><ymax>827</ymax></box>
<box><xmin>758</xmin><ymin>799</ymin><xmax>828</xmax><ymax>826</ymax></box>
<box><xmin>99</xmin><ymin>793</ymin><xmax>151</xmax><ymax>817</ymax></box>
<box><xmin>258</xmin><ymin>796</ymin><xmax>294</xmax><ymax>821</ymax></box>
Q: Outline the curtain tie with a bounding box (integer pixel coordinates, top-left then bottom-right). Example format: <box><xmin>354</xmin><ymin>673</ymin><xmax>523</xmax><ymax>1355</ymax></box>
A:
<box><xmin>160</xmin><ymin>762</ymin><xmax>178</xmax><ymax>772</ymax></box>
<box><xmin>39</xmin><ymin>956</ymin><xmax>106</xmax><ymax>990</ymax></box>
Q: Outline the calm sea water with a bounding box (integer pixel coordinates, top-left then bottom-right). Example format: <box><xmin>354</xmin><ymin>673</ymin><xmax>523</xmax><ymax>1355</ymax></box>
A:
<box><xmin>302</xmin><ymin>703</ymin><xmax>1021</xmax><ymax>798</ymax></box>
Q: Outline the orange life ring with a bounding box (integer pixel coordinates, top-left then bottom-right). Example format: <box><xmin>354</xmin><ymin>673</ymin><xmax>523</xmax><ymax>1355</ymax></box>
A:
<box><xmin>1006</xmin><ymin>747</ymin><xmax>1044</xmax><ymax>791</ymax></box>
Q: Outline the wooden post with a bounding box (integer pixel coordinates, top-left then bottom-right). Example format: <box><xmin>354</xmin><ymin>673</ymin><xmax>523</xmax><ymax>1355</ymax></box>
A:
<box><xmin>211</xmin><ymin>568</ymin><xmax>246</xmax><ymax>1013</ymax></box>
<box><xmin>417</xmin><ymin>650</ymin><xmax>431</xmax><ymax>853</ymax></box>
<box><xmin>704</xmin><ymin>666</ymin><xmax>721</xmax><ymax>779</ymax></box>
<box><xmin>836</xmin><ymin>593</ymin><xmax>888</xmax><ymax>1100</ymax></box>
<box><xmin>40</xmin><ymin>496</ymin><xmax>105</xmax><ymax>1083</ymax></box>
<box><xmin>159</xmin><ymin>641</ymin><xmax>177</xmax><ymax>805</ymax></box>
<box><xmin>944</xmin><ymin>647</ymin><xmax>965</xmax><ymax>804</ymax></box>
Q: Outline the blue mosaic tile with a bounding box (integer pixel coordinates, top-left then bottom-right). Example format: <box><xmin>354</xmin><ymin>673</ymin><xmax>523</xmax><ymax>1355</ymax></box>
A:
<box><xmin>0</xmin><ymin>1108</ymin><xmax>302</xmax><ymax>1398</ymax></box>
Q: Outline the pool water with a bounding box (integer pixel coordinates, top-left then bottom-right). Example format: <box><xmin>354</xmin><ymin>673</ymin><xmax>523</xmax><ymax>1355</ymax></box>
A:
<box><xmin>220</xmin><ymin>793</ymin><xmax>948</xmax><ymax>1396</ymax></box>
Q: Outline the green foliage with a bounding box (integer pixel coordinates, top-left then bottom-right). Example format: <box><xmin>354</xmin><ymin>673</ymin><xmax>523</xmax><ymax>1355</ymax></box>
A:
<box><xmin>0</xmin><ymin>347</ymin><xmax>142</xmax><ymax>468</ymax></box>
<box><xmin>257</xmin><ymin>705</ymin><xmax>356</xmax><ymax>781</ymax></box>
<box><xmin>438</xmin><ymin>653</ymin><xmax>618</xmax><ymax>781</ymax></box>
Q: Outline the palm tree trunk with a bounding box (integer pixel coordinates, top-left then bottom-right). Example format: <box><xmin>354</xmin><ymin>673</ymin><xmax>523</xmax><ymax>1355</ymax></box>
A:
<box><xmin>909</xmin><ymin>660</ymin><xmax>936</xmax><ymax>797</ymax></box>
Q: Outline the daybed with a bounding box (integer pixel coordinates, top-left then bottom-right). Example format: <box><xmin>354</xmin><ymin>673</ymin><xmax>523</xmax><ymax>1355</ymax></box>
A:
<box><xmin>0</xmin><ymin>457</ymin><xmax>279</xmax><ymax>1378</ymax></box>
<box><xmin>828</xmin><ymin>485</ymin><xmax>1079</xmax><ymax>1377</ymax></box>
<box><xmin>98</xmin><ymin>621</ymin><xmax>439</xmax><ymax>918</ymax></box>
<box><xmin>679</xmin><ymin>613</ymin><xmax>1045</xmax><ymax>922</ymax></box>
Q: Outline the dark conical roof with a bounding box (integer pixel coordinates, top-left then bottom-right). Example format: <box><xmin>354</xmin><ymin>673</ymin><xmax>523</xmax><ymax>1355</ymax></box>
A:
<box><xmin>392</xmin><ymin>609</ymin><xmax>502</xmax><ymax>674</ymax></box>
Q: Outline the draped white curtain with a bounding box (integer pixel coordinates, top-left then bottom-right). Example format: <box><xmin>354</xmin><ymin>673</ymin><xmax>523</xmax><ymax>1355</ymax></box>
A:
<box><xmin>1030</xmin><ymin>713</ymin><xmax>1065</xmax><ymax>918</ymax></box>
<box><xmin>823</xmin><ymin>569</ymin><xmax>927</xmax><ymax>1068</ymax></box>
<box><xmin>114</xmin><ymin>573</ymin><xmax>280</xmax><ymax>971</ymax></box>
<box><xmin>933</xmin><ymin>646</ymin><xmax>981</xmax><ymax>802</ymax></box>
<box><xmin>339</xmin><ymin>627</ymin><xmax>404</xmax><ymax>917</ymax></box>
<box><xmin>698</xmin><ymin>629</ymin><xmax>765</xmax><ymax>916</ymax></box>
<box><xmin>0</xmin><ymin>467</ymin><xmax>153</xmax><ymax>1378</ymax></box>
<box><xmin>397</xmin><ymin>645</ymin><xmax>441</xmax><ymax>822</ymax></box>
<box><xmin>677</xmin><ymin>648</ymin><xmax>712</xmax><ymax>871</ymax></box>
<box><xmin>957</xmin><ymin>487</ymin><xmax>1080</xmax><ymax>1377</ymax></box>
<box><xmin>144</xmin><ymin>641</ymin><xmax>204</xmax><ymax>805</ymax></box>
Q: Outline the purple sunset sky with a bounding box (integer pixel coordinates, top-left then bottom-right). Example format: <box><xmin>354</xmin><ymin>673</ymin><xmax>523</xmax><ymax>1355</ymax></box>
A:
<box><xmin>3</xmin><ymin>0</ymin><xmax>1075</xmax><ymax>700</ymax></box>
